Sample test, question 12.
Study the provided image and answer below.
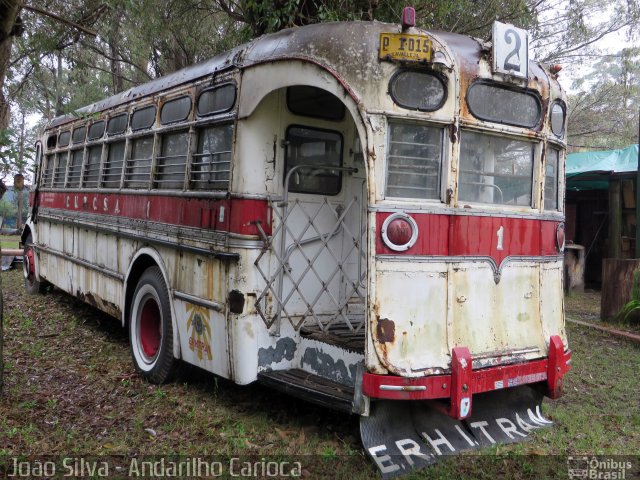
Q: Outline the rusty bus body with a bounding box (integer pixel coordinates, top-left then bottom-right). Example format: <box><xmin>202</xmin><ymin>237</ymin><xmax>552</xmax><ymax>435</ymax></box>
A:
<box><xmin>24</xmin><ymin>18</ymin><xmax>570</xmax><ymax>475</ymax></box>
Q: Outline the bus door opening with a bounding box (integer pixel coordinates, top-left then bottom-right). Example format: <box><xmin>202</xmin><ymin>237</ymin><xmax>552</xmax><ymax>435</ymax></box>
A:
<box><xmin>256</xmin><ymin>86</ymin><xmax>367</xmax><ymax>351</ymax></box>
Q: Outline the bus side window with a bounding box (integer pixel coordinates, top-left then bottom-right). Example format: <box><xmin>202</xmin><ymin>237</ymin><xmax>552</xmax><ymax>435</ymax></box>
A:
<box><xmin>125</xmin><ymin>136</ymin><xmax>154</xmax><ymax>189</ymax></box>
<box><xmin>53</xmin><ymin>152</ymin><xmax>68</xmax><ymax>188</ymax></box>
<box><xmin>191</xmin><ymin>125</ymin><xmax>233</xmax><ymax>190</ymax></box>
<box><xmin>83</xmin><ymin>145</ymin><xmax>102</xmax><ymax>188</ymax></box>
<box><xmin>102</xmin><ymin>141</ymin><xmax>126</xmax><ymax>188</ymax></box>
<box><xmin>67</xmin><ymin>149</ymin><xmax>84</xmax><ymax>188</ymax></box>
<box><xmin>43</xmin><ymin>154</ymin><xmax>55</xmax><ymax>187</ymax></box>
<box><xmin>155</xmin><ymin>131</ymin><xmax>189</xmax><ymax>189</ymax></box>
<box><xmin>545</xmin><ymin>147</ymin><xmax>560</xmax><ymax>211</ymax></box>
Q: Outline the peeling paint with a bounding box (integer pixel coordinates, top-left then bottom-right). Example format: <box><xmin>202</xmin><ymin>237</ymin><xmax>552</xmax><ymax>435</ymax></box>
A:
<box><xmin>258</xmin><ymin>337</ymin><xmax>296</xmax><ymax>367</ymax></box>
<box><xmin>301</xmin><ymin>347</ymin><xmax>357</xmax><ymax>386</ymax></box>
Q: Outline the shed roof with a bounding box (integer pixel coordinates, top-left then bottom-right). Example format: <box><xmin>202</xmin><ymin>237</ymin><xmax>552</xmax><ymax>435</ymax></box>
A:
<box><xmin>566</xmin><ymin>144</ymin><xmax>639</xmax><ymax>191</ymax></box>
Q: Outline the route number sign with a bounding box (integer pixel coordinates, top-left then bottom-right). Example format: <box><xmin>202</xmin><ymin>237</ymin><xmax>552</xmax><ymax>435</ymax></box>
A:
<box><xmin>492</xmin><ymin>21</ymin><xmax>529</xmax><ymax>79</ymax></box>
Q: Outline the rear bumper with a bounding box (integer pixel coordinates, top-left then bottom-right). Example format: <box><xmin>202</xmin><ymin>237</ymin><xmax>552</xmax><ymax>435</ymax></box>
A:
<box><xmin>363</xmin><ymin>335</ymin><xmax>571</xmax><ymax>419</ymax></box>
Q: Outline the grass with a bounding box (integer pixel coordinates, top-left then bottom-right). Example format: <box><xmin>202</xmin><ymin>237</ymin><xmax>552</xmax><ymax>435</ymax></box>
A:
<box><xmin>0</xmin><ymin>269</ymin><xmax>638</xmax><ymax>479</ymax></box>
<box><xmin>0</xmin><ymin>234</ymin><xmax>20</xmax><ymax>250</ymax></box>
<box><xmin>565</xmin><ymin>289</ymin><xmax>640</xmax><ymax>334</ymax></box>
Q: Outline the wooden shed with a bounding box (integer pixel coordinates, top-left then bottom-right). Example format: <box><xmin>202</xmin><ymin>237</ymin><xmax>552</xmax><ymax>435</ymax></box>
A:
<box><xmin>566</xmin><ymin>144</ymin><xmax>640</xmax><ymax>318</ymax></box>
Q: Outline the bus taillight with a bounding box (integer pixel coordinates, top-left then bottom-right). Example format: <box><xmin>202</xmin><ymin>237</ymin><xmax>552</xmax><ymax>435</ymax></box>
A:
<box><xmin>381</xmin><ymin>213</ymin><xmax>418</xmax><ymax>251</ymax></box>
<box><xmin>556</xmin><ymin>222</ymin><xmax>565</xmax><ymax>252</ymax></box>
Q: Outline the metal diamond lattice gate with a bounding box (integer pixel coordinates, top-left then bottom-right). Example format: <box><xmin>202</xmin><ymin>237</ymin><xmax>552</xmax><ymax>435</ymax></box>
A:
<box><xmin>254</xmin><ymin>166</ymin><xmax>366</xmax><ymax>337</ymax></box>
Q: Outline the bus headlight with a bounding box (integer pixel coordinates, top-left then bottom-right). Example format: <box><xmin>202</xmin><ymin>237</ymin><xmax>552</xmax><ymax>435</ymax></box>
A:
<box><xmin>381</xmin><ymin>213</ymin><xmax>418</xmax><ymax>252</ymax></box>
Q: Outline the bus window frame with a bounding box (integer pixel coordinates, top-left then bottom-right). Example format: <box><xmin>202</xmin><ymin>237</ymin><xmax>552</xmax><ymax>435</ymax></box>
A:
<box><xmin>196</xmin><ymin>82</ymin><xmax>237</xmax><ymax>117</ymax></box>
<box><xmin>154</xmin><ymin>128</ymin><xmax>191</xmax><ymax>190</ymax></box>
<box><xmin>466</xmin><ymin>80</ymin><xmax>543</xmax><ymax>130</ymax></box>
<box><xmin>52</xmin><ymin>150</ymin><xmax>69</xmax><ymax>188</ymax></box>
<box><xmin>72</xmin><ymin>125</ymin><xmax>87</xmax><ymax>144</ymax></box>
<box><xmin>283</xmin><ymin>124</ymin><xmax>344</xmax><ymax>197</ymax></box>
<box><xmin>549</xmin><ymin>100</ymin><xmax>566</xmax><ymax>138</ymax></box>
<box><xmin>83</xmin><ymin>140</ymin><xmax>104</xmax><ymax>189</ymax></box>
<box><xmin>191</xmin><ymin>120</ymin><xmax>234</xmax><ymax>192</ymax></box>
<box><xmin>124</xmin><ymin>131</ymin><xmax>156</xmax><ymax>189</ymax></box>
<box><xmin>160</xmin><ymin>95</ymin><xmax>193</xmax><ymax>126</ymax></box>
<box><xmin>88</xmin><ymin>120</ymin><xmax>106</xmax><ymax>141</ymax></box>
<box><xmin>383</xmin><ymin>117</ymin><xmax>447</xmax><ymax>203</ymax></box>
<box><xmin>58</xmin><ymin>130</ymin><xmax>71</xmax><ymax>147</ymax></box>
<box><xmin>286</xmin><ymin>85</ymin><xmax>346</xmax><ymax>121</ymax></box>
<box><xmin>66</xmin><ymin>147</ymin><xmax>86</xmax><ymax>188</ymax></box>
<box><xmin>457</xmin><ymin>127</ymin><xmax>541</xmax><ymax>210</ymax></box>
<box><xmin>107</xmin><ymin>112</ymin><xmax>129</xmax><ymax>136</ymax></box>
<box><xmin>131</xmin><ymin>104</ymin><xmax>157</xmax><ymax>132</ymax></box>
<box><xmin>388</xmin><ymin>69</ymin><xmax>448</xmax><ymax>112</ymax></box>
<box><xmin>544</xmin><ymin>141</ymin><xmax>564</xmax><ymax>212</ymax></box>
<box><xmin>101</xmin><ymin>138</ymin><xmax>127</xmax><ymax>190</ymax></box>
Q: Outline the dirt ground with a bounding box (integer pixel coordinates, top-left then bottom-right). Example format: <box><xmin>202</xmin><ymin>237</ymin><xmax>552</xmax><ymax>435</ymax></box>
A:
<box><xmin>0</xmin><ymin>269</ymin><xmax>638</xmax><ymax>479</ymax></box>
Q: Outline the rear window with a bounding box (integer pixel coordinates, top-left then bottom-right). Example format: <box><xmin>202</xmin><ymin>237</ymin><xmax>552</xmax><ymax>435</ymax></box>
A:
<box><xmin>459</xmin><ymin>130</ymin><xmax>534</xmax><ymax>207</ymax></box>
<box><xmin>467</xmin><ymin>82</ymin><xmax>541</xmax><ymax>128</ymax></box>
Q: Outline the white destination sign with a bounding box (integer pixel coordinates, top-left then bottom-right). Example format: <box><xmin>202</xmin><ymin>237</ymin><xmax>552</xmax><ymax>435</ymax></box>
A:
<box><xmin>492</xmin><ymin>21</ymin><xmax>529</xmax><ymax>79</ymax></box>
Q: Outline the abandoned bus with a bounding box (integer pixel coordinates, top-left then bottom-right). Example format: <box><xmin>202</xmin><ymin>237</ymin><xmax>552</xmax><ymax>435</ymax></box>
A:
<box><xmin>24</xmin><ymin>12</ymin><xmax>570</xmax><ymax>475</ymax></box>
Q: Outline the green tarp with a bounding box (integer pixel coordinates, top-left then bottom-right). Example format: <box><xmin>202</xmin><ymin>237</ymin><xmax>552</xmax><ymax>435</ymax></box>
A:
<box><xmin>566</xmin><ymin>144</ymin><xmax>639</xmax><ymax>191</ymax></box>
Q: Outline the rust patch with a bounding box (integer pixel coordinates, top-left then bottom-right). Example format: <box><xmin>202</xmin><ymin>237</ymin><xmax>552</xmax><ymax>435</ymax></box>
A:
<box><xmin>76</xmin><ymin>290</ymin><xmax>121</xmax><ymax>318</ymax></box>
<box><xmin>376</xmin><ymin>318</ymin><xmax>395</xmax><ymax>343</ymax></box>
<box><xmin>448</xmin><ymin>123</ymin><xmax>458</xmax><ymax>143</ymax></box>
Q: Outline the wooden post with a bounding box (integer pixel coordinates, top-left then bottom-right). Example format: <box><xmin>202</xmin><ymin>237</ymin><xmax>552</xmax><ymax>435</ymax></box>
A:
<box><xmin>608</xmin><ymin>179</ymin><xmax>622</xmax><ymax>259</ymax></box>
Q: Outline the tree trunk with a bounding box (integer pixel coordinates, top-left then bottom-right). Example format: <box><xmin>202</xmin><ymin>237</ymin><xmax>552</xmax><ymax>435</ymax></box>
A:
<box><xmin>55</xmin><ymin>51</ymin><xmax>64</xmax><ymax>116</ymax></box>
<box><xmin>0</xmin><ymin>0</ymin><xmax>22</xmax><ymax>396</ymax></box>
<box><xmin>108</xmin><ymin>10</ymin><xmax>124</xmax><ymax>94</ymax></box>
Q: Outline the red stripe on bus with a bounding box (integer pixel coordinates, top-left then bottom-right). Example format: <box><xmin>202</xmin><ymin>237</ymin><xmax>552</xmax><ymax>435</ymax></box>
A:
<box><xmin>36</xmin><ymin>192</ymin><xmax>271</xmax><ymax>236</ymax></box>
<box><xmin>376</xmin><ymin>211</ymin><xmax>560</xmax><ymax>264</ymax></box>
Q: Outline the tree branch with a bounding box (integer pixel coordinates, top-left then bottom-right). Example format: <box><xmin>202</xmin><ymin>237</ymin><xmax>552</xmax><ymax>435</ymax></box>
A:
<box><xmin>23</xmin><ymin>4</ymin><xmax>98</xmax><ymax>37</ymax></box>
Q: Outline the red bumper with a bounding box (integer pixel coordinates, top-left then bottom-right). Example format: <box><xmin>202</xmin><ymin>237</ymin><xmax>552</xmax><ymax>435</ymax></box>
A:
<box><xmin>363</xmin><ymin>335</ymin><xmax>571</xmax><ymax>420</ymax></box>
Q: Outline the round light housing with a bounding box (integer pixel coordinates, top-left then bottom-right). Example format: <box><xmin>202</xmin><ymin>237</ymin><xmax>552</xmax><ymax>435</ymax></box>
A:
<box><xmin>381</xmin><ymin>213</ymin><xmax>419</xmax><ymax>252</ymax></box>
<box><xmin>556</xmin><ymin>222</ymin><xmax>565</xmax><ymax>252</ymax></box>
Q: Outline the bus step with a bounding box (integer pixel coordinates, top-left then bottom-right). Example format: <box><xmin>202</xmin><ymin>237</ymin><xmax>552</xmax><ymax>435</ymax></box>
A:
<box><xmin>258</xmin><ymin>369</ymin><xmax>354</xmax><ymax>413</ymax></box>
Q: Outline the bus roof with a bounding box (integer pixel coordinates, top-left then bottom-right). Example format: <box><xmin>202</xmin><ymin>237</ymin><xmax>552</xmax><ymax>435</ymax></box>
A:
<box><xmin>48</xmin><ymin>21</ymin><xmax>554</xmax><ymax>129</ymax></box>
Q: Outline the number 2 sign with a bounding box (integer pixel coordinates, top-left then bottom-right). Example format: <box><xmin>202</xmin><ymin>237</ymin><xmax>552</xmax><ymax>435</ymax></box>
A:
<box><xmin>492</xmin><ymin>21</ymin><xmax>528</xmax><ymax>79</ymax></box>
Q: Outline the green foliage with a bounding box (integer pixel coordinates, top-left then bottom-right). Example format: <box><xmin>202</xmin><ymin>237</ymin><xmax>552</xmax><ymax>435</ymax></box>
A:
<box><xmin>0</xmin><ymin>127</ymin><xmax>33</xmax><ymax>178</ymax></box>
<box><xmin>0</xmin><ymin>198</ymin><xmax>17</xmax><ymax>219</ymax></box>
<box><xmin>568</xmin><ymin>47</ymin><xmax>640</xmax><ymax>150</ymax></box>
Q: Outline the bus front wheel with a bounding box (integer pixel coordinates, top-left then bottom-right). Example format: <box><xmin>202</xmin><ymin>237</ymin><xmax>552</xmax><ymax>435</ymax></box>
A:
<box><xmin>129</xmin><ymin>266</ymin><xmax>176</xmax><ymax>384</ymax></box>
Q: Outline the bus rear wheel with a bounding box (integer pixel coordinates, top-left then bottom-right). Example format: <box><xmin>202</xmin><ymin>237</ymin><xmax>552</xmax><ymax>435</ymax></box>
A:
<box><xmin>23</xmin><ymin>233</ymin><xmax>46</xmax><ymax>295</ymax></box>
<box><xmin>129</xmin><ymin>266</ymin><xmax>176</xmax><ymax>384</ymax></box>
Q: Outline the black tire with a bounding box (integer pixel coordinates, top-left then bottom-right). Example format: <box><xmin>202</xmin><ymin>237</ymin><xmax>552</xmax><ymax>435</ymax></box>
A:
<box><xmin>129</xmin><ymin>266</ymin><xmax>176</xmax><ymax>384</ymax></box>
<box><xmin>23</xmin><ymin>233</ymin><xmax>46</xmax><ymax>295</ymax></box>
